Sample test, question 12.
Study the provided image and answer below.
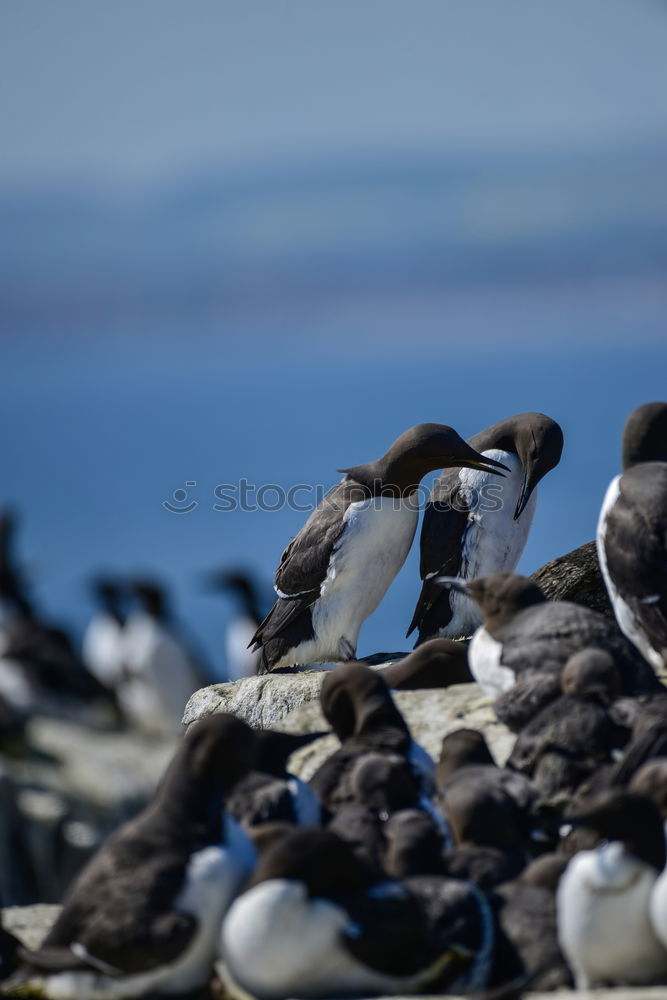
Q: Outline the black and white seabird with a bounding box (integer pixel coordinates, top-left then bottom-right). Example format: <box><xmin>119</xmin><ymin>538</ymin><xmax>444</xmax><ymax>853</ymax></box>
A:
<box><xmin>221</xmin><ymin>827</ymin><xmax>489</xmax><ymax>999</ymax></box>
<box><xmin>437</xmin><ymin>755</ymin><xmax>545</xmax><ymax>889</ymax></box>
<box><xmin>202</xmin><ymin>569</ymin><xmax>264</xmax><ymax>680</ymax></box>
<box><xmin>250</xmin><ymin>424</ymin><xmax>507</xmax><ymax>673</ymax></box>
<box><xmin>120</xmin><ymin>579</ymin><xmax>209</xmax><ymax>737</ymax></box>
<box><xmin>445</xmin><ymin>572</ymin><xmax>661</xmax><ymax>731</ymax></box>
<box><xmin>379</xmin><ymin>638</ymin><xmax>472</xmax><ymax>690</ymax></box>
<box><xmin>82</xmin><ymin>578</ymin><xmax>127</xmax><ymax>692</ymax></box>
<box><xmin>407</xmin><ymin>412</ymin><xmax>563</xmax><ymax>644</ymax></box>
<box><xmin>507</xmin><ymin>648</ymin><xmax>629</xmax><ymax>798</ymax></box>
<box><xmin>597</xmin><ymin>401</ymin><xmax>667</xmax><ymax>672</ymax></box>
<box><xmin>308</xmin><ymin>663</ymin><xmax>443</xmax><ymax>833</ymax></box>
<box><xmin>491</xmin><ymin>864</ymin><xmax>572</xmax><ymax>992</ymax></box>
<box><xmin>226</xmin><ymin>729</ymin><xmax>324</xmax><ymax>828</ymax></box>
<box><xmin>18</xmin><ymin>714</ymin><xmax>258</xmax><ymax>999</ymax></box>
<box><xmin>557</xmin><ymin>790</ymin><xmax>667</xmax><ymax>989</ymax></box>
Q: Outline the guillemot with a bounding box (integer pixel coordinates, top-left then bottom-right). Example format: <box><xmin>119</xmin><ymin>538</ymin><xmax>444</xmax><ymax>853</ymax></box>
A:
<box><xmin>120</xmin><ymin>579</ymin><xmax>209</xmax><ymax>737</ymax></box>
<box><xmin>379</xmin><ymin>638</ymin><xmax>471</xmax><ymax>690</ymax></box>
<box><xmin>17</xmin><ymin>715</ymin><xmax>258</xmax><ymax>999</ymax></box>
<box><xmin>250</xmin><ymin>423</ymin><xmax>507</xmax><ymax>673</ymax></box>
<box><xmin>221</xmin><ymin>827</ymin><xmax>491</xmax><ymax>999</ymax></box>
<box><xmin>506</xmin><ymin>648</ymin><xmax>628</xmax><ymax>798</ymax></box>
<box><xmin>557</xmin><ymin>790</ymin><xmax>667</xmax><ymax>989</ymax></box>
<box><xmin>597</xmin><ymin>401</ymin><xmax>667</xmax><ymax>672</ymax></box>
<box><xmin>308</xmin><ymin>663</ymin><xmax>444</xmax><ymax>835</ymax></box>
<box><xmin>407</xmin><ymin>412</ymin><xmax>563</xmax><ymax>644</ymax></box>
<box><xmin>226</xmin><ymin>729</ymin><xmax>325</xmax><ymax>828</ymax></box>
<box><xmin>81</xmin><ymin>578</ymin><xmax>126</xmax><ymax>692</ymax></box>
<box><xmin>203</xmin><ymin>569</ymin><xmax>264</xmax><ymax>680</ymax></box>
<box><xmin>442</xmin><ymin>573</ymin><xmax>661</xmax><ymax>731</ymax></box>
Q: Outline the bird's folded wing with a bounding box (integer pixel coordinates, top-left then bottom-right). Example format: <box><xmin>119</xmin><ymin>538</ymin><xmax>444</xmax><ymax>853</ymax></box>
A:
<box><xmin>407</xmin><ymin>487</ymin><xmax>470</xmax><ymax>637</ymax></box>
<box><xmin>252</xmin><ymin>480</ymin><xmax>365</xmax><ymax>646</ymax></box>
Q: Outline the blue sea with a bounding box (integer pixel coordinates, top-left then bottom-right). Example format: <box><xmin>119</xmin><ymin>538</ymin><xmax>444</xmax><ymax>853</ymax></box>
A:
<box><xmin>2</xmin><ymin>149</ymin><xmax>666</xmax><ymax>678</ymax></box>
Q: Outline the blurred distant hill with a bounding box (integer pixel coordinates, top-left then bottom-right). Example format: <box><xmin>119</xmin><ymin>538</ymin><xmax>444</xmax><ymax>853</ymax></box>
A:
<box><xmin>2</xmin><ymin>147</ymin><xmax>667</xmax><ymax>334</ymax></box>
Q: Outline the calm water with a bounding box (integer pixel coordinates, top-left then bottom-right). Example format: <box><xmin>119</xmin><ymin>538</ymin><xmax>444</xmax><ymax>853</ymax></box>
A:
<box><xmin>3</xmin><ymin>326</ymin><xmax>666</xmax><ymax>679</ymax></box>
<box><xmin>3</xmin><ymin>150</ymin><xmax>666</xmax><ymax>677</ymax></box>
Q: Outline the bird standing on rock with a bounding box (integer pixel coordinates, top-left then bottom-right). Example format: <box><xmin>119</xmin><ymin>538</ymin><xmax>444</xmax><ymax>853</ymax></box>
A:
<box><xmin>251</xmin><ymin>424</ymin><xmax>507</xmax><ymax>673</ymax></box>
<box><xmin>407</xmin><ymin>412</ymin><xmax>563</xmax><ymax>644</ymax></box>
<box><xmin>597</xmin><ymin>401</ymin><xmax>667</xmax><ymax>672</ymax></box>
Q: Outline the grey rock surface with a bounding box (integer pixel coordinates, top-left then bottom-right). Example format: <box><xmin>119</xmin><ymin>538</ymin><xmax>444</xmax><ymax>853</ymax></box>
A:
<box><xmin>2</xmin><ymin>903</ymin><xmax>60</xmax><ymax>950</ymax></box>
<box><xmin>182</xmin><ymin>670</ymin><xmax>328</xmax><ymax>731</ymax></box>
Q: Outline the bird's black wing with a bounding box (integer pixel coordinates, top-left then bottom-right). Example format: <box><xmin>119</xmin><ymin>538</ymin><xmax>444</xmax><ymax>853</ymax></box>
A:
<box><xmin>36</xmin><ymin>823</ymin><xmax>197</xmax><ymax>975</ymax></box>
<box><xmin>251</xmin><ymin>479</ymin><xmax>368</xmax><ymax>649</ymax></box>
<box><xmin>406</xmin><ymin>470</ymin><xmax>470</xmax><ymax>640</ymax></box>
<box><xmin>603</xmin><ymin>464</ymin><xmax>667</xmax><ymax>664</ymax></box>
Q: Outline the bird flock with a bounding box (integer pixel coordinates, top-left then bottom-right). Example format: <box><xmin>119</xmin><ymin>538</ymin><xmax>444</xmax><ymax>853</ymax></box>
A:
<box><xmin>2</xmin><ymin>401</ymin><xmax>667</xmax><ymax>999</ymax></box>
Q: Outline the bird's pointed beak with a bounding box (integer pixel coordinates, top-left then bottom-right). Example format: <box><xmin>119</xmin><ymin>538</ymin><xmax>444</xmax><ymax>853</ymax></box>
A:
<box><xmin>433</xmin><ymin>575</ymin><xmax>470</xmax><ymax>595</ymax></box>
<box><xmin>444</xmin><ymin>445</ymin><xmax>509</xmax><ymax>477</ymax></box>
<box><xmin>514</xmin><ymin>469</ymin><xmax>533</xmax><ymax>521</ymax></box>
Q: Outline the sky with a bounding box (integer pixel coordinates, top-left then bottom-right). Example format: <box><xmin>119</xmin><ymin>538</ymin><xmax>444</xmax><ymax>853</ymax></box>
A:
<box><xmin>2</xmin><ymin>1</ymin><xmax>667</xmax><ymax>676</ymax></box>
<box><xmin>2</xmin><ymin>1</ymin><xmax>667</xmax><ymax>185</ymax></box>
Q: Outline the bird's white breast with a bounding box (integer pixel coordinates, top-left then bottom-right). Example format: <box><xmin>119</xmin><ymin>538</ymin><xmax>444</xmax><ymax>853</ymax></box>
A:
<box><xmin>444</xmin><ymin>450</ymin><xmax>536</xmax><ymax>638</ymax></box>
<box><xmin>120</xmin><ymin>614</ymin><xmax>202</xmax><ymax>735</ymax></box>
<box><xmin>82</xmin><ymin>614</ymin><xmax>125</xmax><ymax>689</ymax></box>
<box><xmin>225</xmin><ymin>616</ymin><xmax>261</xmax><ymax>681</ymax></box>
<box><xmin>222</xmin><ymin>878</ymin><xmax>417</xmax><ymax>1000</ymax></box>
<box><xmin>597</xmin><ymin>474</ymin><xmax>664</xmax><ymax>671</ymax></box>
<box><xmin>287</xmin><ymin>497</ymin><xmax>418</xmax><ymax>666</ymax></box>
<box><xmin>558</xmin><ymin>843</ymin><xmax>667</xmax><ymax>989</ymax></box>
<box><xmin>468</xmin><ymin>626</ymin><xmax>515</xmax><ymax>699</ymax></box>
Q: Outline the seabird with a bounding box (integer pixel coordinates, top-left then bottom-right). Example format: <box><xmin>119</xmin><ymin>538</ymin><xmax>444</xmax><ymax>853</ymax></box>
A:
<box><xmin>221</xmin><ymin>827</ymin><xmax>488</xmax><ymax>999</ymax></box>
<box><xmin>444</xmin><ymin>572</ymin><xmax>661</xmax><ymax>731</ymax></box>
<box><xmin>81</xmin><ymin>578</ymin><xmax>127</xmax><ymax>692</ymax></box>
<box><xmin>557</xmin><ymin>790</ymin><xmax>667</xmax><ymax>989</ymax></box>
<box><xmin>437</xmin><ymin>759</ymin><xmax>545</xmax><ymax>889</ymax></box>
<box><xmin>597</xmin><ymin>401</ymin><xmax>667</xmax><ymax>672</ymax></box>
<box><xmin>18</xmin><ymin>715</ymin><xmax>258</xmax><ymax>999</ymax></box>
<box><xmin>250</xmin><ymin>423</ymin><xmax>507</xmax><ymax>673</ymax></box>
<box><xmin>491</xmin><ymin>870</ymin><xmax>572</xmax><ymax>992</ymax></box>
<box><xmin>120</xmin><ymin>579</ymin><xmax>209</xmax><ymax>737</ymax></box>
<box><xmin>327</xmin><ymin>755</ymin><xmax>433</xmax><ymax>877</ymax></box>
<box><xmin>379</xmin><ymin>638</ymin><xmax>471</xmax><ymax>690</ymax></box>
<box><xmin>436</xmin><ymin>728</ymin><xmax>496</xmax><ymax>787</ymax></box>
<box><xmin>308</xmin><ymin>663</ymin><xmax>444</xmax><ymax>835</ymax></box>
<box><xmin>506</xmin><ymin>648</ymin><xmax>629</xmax><ymax>798</ymax></box>
<box><xmin>202</xmin><ymin>569</ymin><xmax>264</xmax><ymax>680</ymax></box>
<box><xmin>226</xmin><ymin>729</ymin><xmax>324</xmax><ymax>828</ymax></box>
<box><xmin>407</xmin><ymin>412</ymin><xmax>563</xmax><ymax>644</ymax></box>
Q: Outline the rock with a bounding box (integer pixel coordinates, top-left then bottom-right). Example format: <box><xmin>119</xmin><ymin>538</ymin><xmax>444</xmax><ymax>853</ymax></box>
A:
<box><xmin>182</xmin><ymin>671</ymin><xmax>329</xmax><ymax>730</ymax></box>
<box><xmin>183</xmin><ymin>665</ymin><xmax>515</xmax><ymax>782</ymax></box>
<box><xmin>2</xmin><ymin>903</ymin><xmax>60</xmax><ymax>950</ymax></box>
<box><xmin>530</xmin><ymin>540</ymin><xmax>614</xmax><ymax>618</ymax></box>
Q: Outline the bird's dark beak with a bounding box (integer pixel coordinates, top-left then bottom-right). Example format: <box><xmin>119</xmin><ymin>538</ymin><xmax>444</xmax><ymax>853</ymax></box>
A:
<box><xmin>514</xmin><ymin>468</ymin><xmax>534</xmax><ymax>520</ymax></box>
<box><xmin>433</xmin><ymin>575</ymin><xmax>470</xmax><ymax>595</ymax></box>
<box><xmin>444</xmin><ymin>445</ymin><xmax>509</xmax><ymax>477</ymax></box>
